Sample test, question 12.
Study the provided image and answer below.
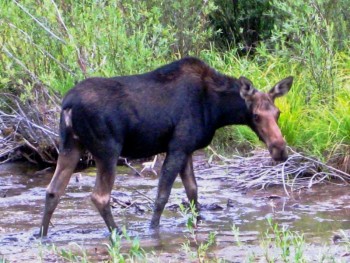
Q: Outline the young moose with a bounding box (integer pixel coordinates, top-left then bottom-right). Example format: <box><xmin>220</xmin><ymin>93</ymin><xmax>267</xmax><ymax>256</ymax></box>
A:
<box><xmin>40</xmin><ymin>57</ymin><xmax>293</xmax><ymax>236</ymax></box>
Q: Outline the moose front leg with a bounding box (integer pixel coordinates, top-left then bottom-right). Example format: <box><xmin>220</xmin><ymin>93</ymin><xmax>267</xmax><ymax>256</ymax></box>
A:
<box><xmin>150</xmin><ymin>151</ymin><xmax>188</xmax><ymax>228</ymax></box>
<box><xmin>179</xmin><ymin>154</ymin><xmax>199</xmax><ymax>210</ymax></box>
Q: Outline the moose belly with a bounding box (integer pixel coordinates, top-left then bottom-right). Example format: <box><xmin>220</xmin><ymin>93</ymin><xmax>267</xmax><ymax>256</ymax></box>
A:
<box><xmin>120</xmin><ymin>131</ymin><xmax>171</xmax><ymax>159</ymax></box>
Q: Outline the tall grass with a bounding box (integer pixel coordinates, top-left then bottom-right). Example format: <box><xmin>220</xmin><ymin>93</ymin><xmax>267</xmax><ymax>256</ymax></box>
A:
<box><xmin>0</xmin><ymin>0</ymin><xmax>213</xmax><ymax>94</ymax></box>
<box><xmin>203</xmin><ymin>48</ymin><xmax>350</xmax><ymax>162</ymax></box>
<box><xmin>0</xmin><ymin>0</ymin><xmax>349</xmax><ymax>166</ymax></box>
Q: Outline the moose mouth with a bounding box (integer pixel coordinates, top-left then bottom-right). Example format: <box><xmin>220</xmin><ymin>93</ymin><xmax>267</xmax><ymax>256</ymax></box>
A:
<box><xmin>268</xmin><ymin>144</ymin><xmax>288</xmax><ymax>162</ymax></box>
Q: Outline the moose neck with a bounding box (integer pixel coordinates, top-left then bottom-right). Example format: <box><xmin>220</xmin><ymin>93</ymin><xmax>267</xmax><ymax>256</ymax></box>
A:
<box><xmin>209</xmin><ymin>85</ymin><xmax>251</xmax><ymax>129</ymax></box>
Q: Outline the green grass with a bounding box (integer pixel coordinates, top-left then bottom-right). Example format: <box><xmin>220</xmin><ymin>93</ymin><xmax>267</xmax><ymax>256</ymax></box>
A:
<box><xmin>1</xmin><ymin>0</ymin><xmax>349</xmax><ymax>165</ymax></box>
<box><xmin>262</xmin><ymin>217</ymin><xmax>306</xmax><ymax>262</ymax></box>
<box><xmin>50</xmin><ymin>243</ymin><xmax>89</xmax><ymax>263</ymax></box>
<box><xmin>179</xmin><ymin>201</ymin><xmax>218</xmax><ymax>262</ymax></box>
<box><xmin>205</xmin><ymin>49</ymin><xmax>350</xmax><ymax>162</ymax></box>
<box><xmin>106</xmin><ymin>228</ymin><xmax>146</xmax><ymax>263</ymax></box>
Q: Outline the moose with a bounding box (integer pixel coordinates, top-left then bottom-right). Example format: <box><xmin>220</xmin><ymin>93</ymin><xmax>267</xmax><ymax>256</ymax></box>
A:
<box><xmin>39</xmin><ymin>57</ymin><xmax>293</xmax><ymax>236</ymax></box>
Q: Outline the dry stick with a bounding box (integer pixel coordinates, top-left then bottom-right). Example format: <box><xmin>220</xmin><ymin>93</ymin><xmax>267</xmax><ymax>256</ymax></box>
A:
<box><xmin>289</xmin><ymin>147</ymin><xmax>350</xmax><ymax>180</ymax></box>
<box><xmin>15</xmin><ymin>100</ymin><xmax>36</xmax><ymax>139</ymax></box>
<box><xmin>131</xmin><ymin>188</ymin><xmax>155</xmax><ymax>203</ymax></box>
<box><xmin>2</xmin><ymin>46</ymin><xmax>39</xmax><ymax>82</ymax></box>
<box><xmin>6</xmin><ymin>22</ymin><xmax>76</xmax><ymax>75</ymax></box>
<box><xmin>280</xmin><ymin>159</ymin><xmax>289</xmax><ymax>196</ymax></box>
<box><xmin>0</xmin><ymin>144</ymin><xmax>23</xmax><ymax>159</ymax></box>
<box><xmin>207</xmin><ymin>146</ymin><xmax>232</xmax><ymax>162</ymax></box>
<box><xmin>291</xmin><ymin>169</ymin><xmax>307</xmax><ymax>190</ymax></box>
<box><xmin>0</xmin><ymin>93</ymin><xmax>59</xmax><ymax>163</ymax></box>
<box><xmin>197</xmin><ymin>148</ymin><xmax>350</xmax><ymax>192</ymax></box>
<box><xmin>50</xmin><ymin>0</ymin><xmax>86</xmax><ymax>75</ymax></box>
<box><xmin>21</xmin><ymin>152</ymin><xmax>38</xmax><ymax>164</ymax></box>
<box><xmin>48</xmin><ymin>135</ymin><xmax>59</xmax><ymax>154</ymax></box>
<box><xmin>13</xmin><ymin>0</ymin><xmax>65</xmax><ymax>44</ymax></box>
<box><xmin>121</xmin><ymin>158</ymin><xmax>142</xmax><ymax>177</ymax></box>
<box><xmin>309</xmin><ymin>174</ymin><xmax>330</xmax><ymax>187</ymax></box>
<box><xmin>113</xmin><ymin>199</ymin><xmax>133</xmax><ymax>209</ymax></box>
<box><xmin>1</xmin><ymin>95</ymin><xmax>21</xmax><ymax>115</ymax></box>
<box><xmin>317</xmin><ymin>172</ymin><xmax>348</xmax><ymax>185</ymax></box>
<box><xmin>0</xmin><ymin>111</ymin><xmax>58</xmax><ymax>137</ymax></box>
<box><xmin>50</xmin><ymin>0</ymin><xmax>71</xmax><ymax>37</ymax></box>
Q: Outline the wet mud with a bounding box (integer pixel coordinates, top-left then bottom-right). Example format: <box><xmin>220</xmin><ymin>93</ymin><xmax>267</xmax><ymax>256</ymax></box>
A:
<box><xmin>1</xmin><ymin>155</ymin><xmax>350</xmax><ymax>262</ymax></box>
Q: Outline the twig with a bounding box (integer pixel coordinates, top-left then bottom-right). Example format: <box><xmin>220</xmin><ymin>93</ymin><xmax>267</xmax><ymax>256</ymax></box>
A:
<box><xmin>13</xmin><ymin>0</ymin><xmax>66</xmax><ymax>43</ymax></box>
<box><xmin>121</xmin><ymin>158</ymin><xmax>142</xmax><ymax>176</ymax></box>
<box><xmin>131</xmin><ymin>188</ymin><xmax>155</xmax><ymax>203</ymax></box>
<box><xmin>6</xmin><ymin>22</ymin><xmax>76</xmax><ymax>75</ymax></box>
<box><xmin>0</xmin><ymin>88</ymin><xmax>59</xmax><ymax>163</ymax></box>
<box><xmin>50</xmin><ymin>0</ymin><xmax>86</xmax><ymax>75</ymax></box>
<box><xmin>281</xmin><ymin>156</ymin><xmax>290</xmax><ymax>196</ymax></box>
<box><xmin>289</xmin><ymin>147</ymin><xmax>350</xmax><ymax>179</ymax></box>
<box><xmin>197</xmin><ymin>147</ymin><xmax>350</xmax><ymax>194</ymax></box>
<box><xmin>2</xmin><ymin>46</ymin><xmax>40</xmax><ymax>83</ymax></box>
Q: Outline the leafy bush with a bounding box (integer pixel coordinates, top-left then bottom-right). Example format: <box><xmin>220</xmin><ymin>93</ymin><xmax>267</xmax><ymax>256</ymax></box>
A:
<box><xmin>0</xmin><ymin>0</ymin><xmax>214</xmax><ymax>94</ymax></box>
<box><xmin>209</xmin><ymin>0</ymin><xmax>275</xmax><ymax>53</ymax></box>
<box><xmin>0</xmin><ymin>0</ymin><xmax>349</xmax><ymax>166</ymax></box>
<box><xmin>269</xmin><ymin>0</ymin><xmax>350</xmax><ymax>103</ymax></box>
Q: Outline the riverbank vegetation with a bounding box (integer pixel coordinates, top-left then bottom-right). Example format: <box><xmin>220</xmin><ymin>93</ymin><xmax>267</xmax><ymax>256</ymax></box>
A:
<box><xmin>0</xmin><ymin>0</ymin><xmax>349</xmax><ymax>172</ymax></box>
<box><xmin>5</xmin><ymin>217</ymin><xmax>349</xmax><ymax>262</ymax></box>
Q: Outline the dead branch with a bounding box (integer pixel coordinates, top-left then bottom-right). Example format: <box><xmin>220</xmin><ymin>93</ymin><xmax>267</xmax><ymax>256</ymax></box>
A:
<box><xmin>0</xmin><ymin>86</ymin><xmax>60</xmax><ymax>164</ymax></box>
<box><xmin>202</xmin><ymin>147</ymin><xmax>350</xmax><ymax>195</ymax></box>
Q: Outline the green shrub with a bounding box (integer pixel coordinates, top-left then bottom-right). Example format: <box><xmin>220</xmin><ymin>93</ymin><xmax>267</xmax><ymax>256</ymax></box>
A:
<box><xmin>209</xmin><ymin>0</ymin><xmax>275</xmax><ymax>53</ymax></box>
<box><xmin>1</xmin><ymin>0</ymin><xmax>349</xmax><ymax>165</ymax></box>
<box><xmin>0</xmin><ymin>0</ymin><xmax>214</xmax><ymax>94</ymax></box>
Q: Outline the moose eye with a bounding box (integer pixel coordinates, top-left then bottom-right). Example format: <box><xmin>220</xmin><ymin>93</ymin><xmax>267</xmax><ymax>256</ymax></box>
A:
<box><xmin>253</xmin><ymin>114</ymin><xmax>260</xmax><ymax>122</ymax></box>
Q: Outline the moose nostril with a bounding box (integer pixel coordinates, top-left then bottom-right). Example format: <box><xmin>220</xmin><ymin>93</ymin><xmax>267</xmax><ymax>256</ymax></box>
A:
<box><xmin>279</xmin><ymin>149</ymin><xmax>288</xmax><ymax>161</ymax></box>
<box><xmin>47</xmin><ymin>193</ymin><xmax>55</xmax><ymax>198</ymax></box>
<box><xmin>269</xmin><ymin>142</ymin><xmax>288</xmax><ymax>161</ymax></box>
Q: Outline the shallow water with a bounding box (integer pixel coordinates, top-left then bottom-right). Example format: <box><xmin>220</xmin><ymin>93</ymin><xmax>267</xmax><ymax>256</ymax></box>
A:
<box><xmin>1</xmin><ymin>155</ymin><xmax>350</xmax><ymax>262</ymax></box>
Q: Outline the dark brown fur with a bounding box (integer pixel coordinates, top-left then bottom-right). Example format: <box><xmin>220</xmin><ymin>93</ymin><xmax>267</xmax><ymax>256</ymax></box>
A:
<box><xmin>39</xmin><ymin>57</ymin><xmax>293</xmax><ymax>236</ymax></box>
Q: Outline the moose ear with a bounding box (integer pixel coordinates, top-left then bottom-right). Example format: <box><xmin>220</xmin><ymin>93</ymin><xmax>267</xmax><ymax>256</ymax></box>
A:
<box><xmin>269</xmin><ymin>76</ymin><xmax>293</xmax><ymax>100</ymax></box>
<box><xmin>239</xmin><ymin>76</ymin><xmax>256</xmax><ymax>100</ymax></box>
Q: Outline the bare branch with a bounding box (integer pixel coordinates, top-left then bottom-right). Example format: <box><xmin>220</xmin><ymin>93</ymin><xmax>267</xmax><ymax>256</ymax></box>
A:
<box><xmin>13</xmin><ymin>0</ymin><xmax>66</xmax><ymax>44</ymax></box>
<box><xmin>198</xmin><ymin>147</ymin><xmax>350</xmax><ymax>194</ymax></box>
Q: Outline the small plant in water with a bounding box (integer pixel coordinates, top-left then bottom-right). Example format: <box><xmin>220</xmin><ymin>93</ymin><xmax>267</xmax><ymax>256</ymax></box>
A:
<box><xmin>262</xmin><ymin>217</ymin><xmax>306</xmax><ymax>263</ymax></box>
<box><xmin>107</xmin><ymin>227</ymin><xmax>146</xmax><ymax>263</ymax></box>
<box><xmin>197</xmin><ymin>231</ymin><xmax>217</xmax><ymax>262</ymax></box>
<box><xmin>46</xmin><ymin>228</ymin><xmax>146</xmax><ymax>263</ymax></box>
<box><xmin>231</xmin><ymin>224</ymin><xmax>242</xmax><ymax>246</ymax></box>
<box><xmin>179</xmin><ymin>200</ymin><xmax>199</xmax><ymax>234</ymax></box>
<box><xmin>179</xmin><ymin>201</ymin><xmax>217</xmax><ymax>262</ymax></box>
<box><xmin>50</xmin><ymin>243</ymin><xmax>88</xmax><ymax>263</ymax></box>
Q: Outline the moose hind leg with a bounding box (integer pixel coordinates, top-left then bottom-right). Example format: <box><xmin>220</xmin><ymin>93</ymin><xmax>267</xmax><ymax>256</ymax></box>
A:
<box><xmin>91</xmin><ymin>156</ymin><xmax>119</xmax><ymax>233</ymax></box>
<box><xmin>40</xmin><ymin>147</ymin><xmax>81</xmax><ymax>236</ymax></box>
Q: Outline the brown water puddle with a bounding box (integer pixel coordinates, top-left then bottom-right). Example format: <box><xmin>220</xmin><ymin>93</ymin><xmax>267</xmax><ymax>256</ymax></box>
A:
<box><xmin>1</xmin><ymin>155</ymin><xmax>350</xmax><ymax>262</ymax></box>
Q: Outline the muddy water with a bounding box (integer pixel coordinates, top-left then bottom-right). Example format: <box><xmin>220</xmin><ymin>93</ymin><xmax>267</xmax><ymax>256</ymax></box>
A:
<box><xmin>1</xmin><ymin>155</ymin><xmax>350</xmax><ymax>262</ymax></box>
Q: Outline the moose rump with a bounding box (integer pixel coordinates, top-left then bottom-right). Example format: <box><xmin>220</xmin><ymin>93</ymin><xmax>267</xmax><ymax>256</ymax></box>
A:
<box><xmin>39</xmin><ymin>57</ymin><xmax>293</xmax><ymax>236</ymax></box>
